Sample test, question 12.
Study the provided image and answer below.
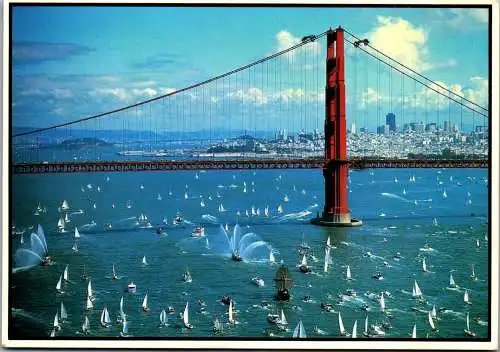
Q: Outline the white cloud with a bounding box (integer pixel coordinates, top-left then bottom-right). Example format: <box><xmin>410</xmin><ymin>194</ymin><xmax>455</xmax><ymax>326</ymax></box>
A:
<box><xmin>229</xmin><ymin>88</ymin><xmax>268</xmax><ymax>105</ymax></box>
<box><xmin>91</xmin><ymin>88</ymin><xmax>129</xmax><ymax>101</ymax></box>
<box><xmin>159</xmin><ymin>87</ymin><xmax>177</xmax><ymax>95</ymax></box>
<box><xmin>131</xmin><ymin>88</ymin><xmax>157</xmax><ymax>97</ymax></box>
<box><xmin>275</xmin><ymin>30</ymin><xmax>320</xmax><ymax>61</ymax></box>
<box><xmin>367</xmin><ymin>16</ymin><xmax>431</xmax><ymax>72</ymax></box>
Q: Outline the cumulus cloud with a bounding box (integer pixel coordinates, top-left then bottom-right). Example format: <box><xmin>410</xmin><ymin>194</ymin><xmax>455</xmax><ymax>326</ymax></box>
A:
<box><xmin>229</xmin><ymin>88</ymin><xmax>268</xmax><ymax>105</ymax></box>
<box><xmin>367</xmin><ymin>16</ymin><xmax>431</xmax><ymax>72</ymax></box>
<box><xmin>275</xmin><ymin>30</ymin><xmax>320</xmax><ymax>61</ymax></box>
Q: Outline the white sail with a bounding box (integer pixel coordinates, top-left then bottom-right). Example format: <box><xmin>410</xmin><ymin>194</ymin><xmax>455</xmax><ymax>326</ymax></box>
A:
<box><xmin>61</xmin><ymin>200</ymin><xmax>70</xmax><ymax>211</ymax></box>
<box><xmin>56</xmin><ymin>275</ymin><xmax>62</xmax><ymax>291</ymax></box>
<box><xmin>57</xmin><ymin>217</ymin><xmax>65</xmax><ymax>229</ymax></box>
<box><xmin>65</xmin><ymin>213</ymin><xmax>70</xmax><ymax>223</ymax></box>
<box><xmin>160</xmin><ymin>309</ymin><xmax>167</xmax><ymax>325</ymax></box>
<box><xmin>277</xmin><ymin>204</ymin><xmax>283</xmax><ymax>213</ymax></box>
<box><xmin>300</xmin><ymin>254</ymin><xmax>307</xmax><ymax>267</ymax></box>
<box><xmin>466</xmin><ymin>312</ymin><xmax>470</xmax><ymax>331</ymax></box>
<box><xmin>72</xmin><ymin>241</ymin><xmax>78</xmax><ymax>252</ymax></box>
<box><xmin>86</xmin><ymin>296</ymin><xmax>93</xmax><ymax>310</ymax></box>
<box><xmin>422</xmin><ymin>257</ymin><xmax>427</xmax><ymax>272</ymax></box>
<box><xmin>347</xmin><ymin>265</ymin><xmax>352</xmax><ymax>280</ymax></box>
<box><xmin>443</xmin><ymin>189</ymin><xmax>447</xmax><ymax>198</ymax></box>
<box><xmin>228</xmin><ymin>300</ymin><xmax>234</xmax><ymax>324</ymax></box>
<box><xmin>200</xmin><ymin>199</ymin><xmax>205</xmax><ymax>207</ymax></box>
<box><xmin>142</xmin><ymin>294</ymin><xmax>148</xmax><ymax>310</ymax></box>
<box><xmin>87</xmin><ymin>281</ymin><xmax>93</xmax><ymax>298</ymax></box>
<box><xmin>338</xmin><ymin>312</ymin><xmax>346</xmax><ymax>335</ymax></box>
<box><xmin>184</xmin><ymin>192</ymin><xmax>188</xmax><ymax>200</ymax></box>
<box><xmin>326</xmin><ymin>236</ymin><xmax>331</xmax><ymax>248</ymax></box>
<box><xmin>414</xmin><ymin>280</ymin><xmax>423</xmax><ymax>297</ymax></box>
<box><xmin>251</xmin><ymin>206</ymin><xmax>256</xmax><ymax>216</ymax></box>
<box><xmin>63</xmin><ymin>265</ymin><xmax>69</xmax><ymax>281</ymax></box>
<box><xmin>104</xmin><ymin>307</ymin><xmax>111</xmax><ymax>324</ymax></box>
<box><xmin>428</xmin><ymin>311</ymin><xmax>436</xmax><ymax>330</ymax></box>
<box><xmin>120</xmin><ymin>296</ymin><xmax>124</xmax><ymax>314</ymax></box>
<box><xmin>364</xmin><ymin>316</ymin><xmax>368</xmax><ymax>334</ymax></box>
<box><xmin>293</xmin><ymin>320</ymin><xmax>306</xmax><ymax>338</ymax></box>
<box><xmin>264</xmin><ymin>206</ymin><xmax>269</xmax><ymax>217</ymax></box>
<box><xmin>74</xmin><ymin>227</ymin><xmax>80</xmax><ymax>238</ymax></box>
<box><xmin>269</xmin><ymin>250</ymin><xmax>276</xmax><ymax>264</ymax></box>
<box><xmin>471</xmin><ymin>264</ymin><xmax>476</xmax><ymax>277</ymax></box>
<box><xmin>380</xmin><ymin>293</ymin><xmax>385</xmax><ymax>311</ymax></box>
<box><xmin>60</xmin><ymin>302</ymin><xmax>67</xmax><ymax>320</ymax></box>
<box><xmin>352</xmin><ymin>320</ymin><xmax>357</xmax><ymax>338</ymax></box>
<box><xmin>53</xmin><ymin>311</ymin><xmax>59</xmax><ymax>328</ymax></box>
<box><xmin>324</xmin><ymin>249</ymin><xmax>329</xmax><ymax>273</ymax></box>
<box><xmin>450</xmin><ymin>273</ymin><xmax>456</xmax><ymax>287</ymax></box>
<box><xmin>280</xmin><ymin>309</ymin><xmax>287</xmax><ymax>325</ymax></box>
<box><xmin>183</xmin><ymin>302</ymin><xmax>189</xmax><ymax>327</ymax></box>
<box><xmin>464</xmin><ymin>289</ymin><xmax>470</xmax><ymax>304</ymax></box>
<box><xmin>142</xmin><ymin>256</ymin><xmax>148</xmax><ymax>265</ymax></box>
<box><xmin>100</xmin><ymin>307</ymin><xmax>106</xmax><ymax>325</ymax></box>
<box><xmin>112</xmin><ymin>264</ymin><xmax>116</xmax><ymax>278</ymax></box>
<box><xmin>83</xmin><ymin>315</ymin><xmax>90</xmax><ymax>333</ymax></box>
<box><xmin>431</xmin><ymin>305</ymin><xmax>437</xmax><ymax>319</ymax></box>
<box><xmin>412</xmin><ymin>324</ymin><xmax>416</xmax><ymax>338</ymax></box>
<box><xmin>122</xmin><ymin>320</ymin><xmax>129</xmax><ymax>334</ymax></box>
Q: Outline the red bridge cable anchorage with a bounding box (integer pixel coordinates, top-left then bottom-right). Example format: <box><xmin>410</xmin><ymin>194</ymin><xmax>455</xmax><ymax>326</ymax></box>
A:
<box><xmin>12</xmin><ymin>30</ymin><xmax>329</xmax><ymax>138</ymax></box>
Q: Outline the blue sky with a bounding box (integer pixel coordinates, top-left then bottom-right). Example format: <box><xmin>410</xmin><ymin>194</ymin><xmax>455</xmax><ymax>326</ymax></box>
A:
<box><xmin>11</xmin><ymin>5</ymin><xmax>489</xmax><ymax>131</ymax></box>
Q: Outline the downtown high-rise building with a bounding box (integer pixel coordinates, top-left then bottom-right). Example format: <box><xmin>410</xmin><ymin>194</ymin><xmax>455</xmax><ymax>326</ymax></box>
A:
<box><xmin>386</xmin><ymin>113</ymin><xmax>396</xmax><ymax>132</ymax></box>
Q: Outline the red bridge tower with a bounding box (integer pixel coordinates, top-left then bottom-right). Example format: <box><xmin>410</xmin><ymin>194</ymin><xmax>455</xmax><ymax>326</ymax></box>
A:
<box><xmin>311</xmin><ymin>27</ymin><xmax>362</xmax><ymax>227</ymax></box>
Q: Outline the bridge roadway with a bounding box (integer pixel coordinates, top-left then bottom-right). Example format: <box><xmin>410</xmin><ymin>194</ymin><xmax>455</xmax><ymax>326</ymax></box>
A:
<box><xmin>12</xmin><ymin>158</ymin><xmax>488</xmax><ymax>174</ymax></box>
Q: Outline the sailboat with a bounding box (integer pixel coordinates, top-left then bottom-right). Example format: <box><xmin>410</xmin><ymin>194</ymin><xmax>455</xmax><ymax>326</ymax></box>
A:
<box><xmin>213</xmin><ymin>316</ymin><xmax>223</xmax><ymax>334</ymax></box>
<box><xmin>283</xmin><ymin>195</ymin><xmax>289</xmax><ymax>202</ymax></box>
<box><xmin>264</xmin><ymin>206</ymin><xmax>270</xmax><ymax>217</ymax></box>
<box><xmin>74</xmin><ymin>227</ymin><xmax>80</xmax><ymax>238</ymax></box>
<box><xmin>200</xmin><ymin>199</ymin><xmax>205</xmax><ymax>208</ymax></box>
<box><xmin>269</xmin><ymin>250</ymin><xmax>276</xmax><ymax>264</ymax></box>
<box><xmin>326</xmin><ymin>236</ymin><xmax>332</xmax><ymax>249</ymax></box>
<box><xmin>60</xmin><ymin>302</ymin><xmax>68</xmax><ymax>321</ymax></box>
<box><xmin>298</xmin><ymin>254</ymin><xmax>310</xmax><ymax>273</ymax></box>
<box><xmin>442</xmin><ymin>189</ymin><xmax>448</xmax><ymax>198</ymax></box>
<box><xmin>277</xmin><ymin>204</ymin><xmax>283</xmax><ymax>214</ymax></box>
<box><xmin>57</xmin><ymin>216</ymin><xmax>66</xmax><ymax>232</ymax></box>
<box><xmin>433</xmin><ymin>218</ymin><xmax>438</xmax><ymax>226</ymax></box>
<box><xmin>183</xmin><ymin>302</ymin><xmax>193</xmax><ymax>329</ymax></box>
<box><xmin>431</xmin><ymin>305</ymin><xmax>437</xmax><ymax>319</ymax></box>
<box><xmin>351</xmin><ymin>320</ymin><xmax>357</xmax><ymax>338</ymax></box>
<box><xmin>87</xmin><ymin>280</ymin><xmax>94</xmax><ymax>301</ymax></box>
<box><xmin>411</xmin><ymin>324</ymin><xmax>416</xmax><ymax>338</ymax></box>
<box><xmin>82</xmin><ymin>315</ymin><xmax>90</xmax><ymax>334</ymax></box>
<box><xmin>346</xmin><ymin>265</ymin><xmax>352</xmax><ymax>280</ymax></box>
<box><xmin>112</xmin><ymin>265</ymin><xmax>118</xmax><ymax>280</ymax></box>
<box><xmin>338</xmin><ymin>312</ymin><xmax>350</xmax><ymax>337</ymax></box>
<box><xmin>61</xmin><ymin>200</ymin><xmax>70</xmax><ymax>211</ymax></box>
<box><xmin>324</xmin><ymin>248</ymin><xmax>331</xmax><ymax>273</ymax></box>
<box><xmin>251</xmin><ymin>206</ymin><xmax>256</xmax><ymax>216</ymax></box>
<box><xmin>118</xmin><ymin>296</ymin><xmax>125</xmax><ymax>323</ymax></box>
<box><xmin>142</xmin><ymin>256</ymin><xmax>148</xmax><ymax>266</ymax></box>
<box><xmin>120</xmin><ymin>319</ymin><xmax>129</xmax><ymax>337</ymax></box>
<box><xmin>428</xmin><ymin>311</ymin><xmax>437</xmax><ymax>331</ymax></box>
<box><xmin>402</xmin><ymin>188</ymin><xmax>407</xmax><ymax>196</ymax></box>
<box><xmin>86</xmin><ymin>296</ymin><xmax>93</xmax><ymax>311</ymax></box>
<box><xmin>449</xmin><ymin>273</ymin><xmax>458</xmax><ymax>288</ymax></box>
<box><xmin>20</xmin><ymin>234</ymin><xmax>24</xmax><ymax>245</ymax></box>
<box><xmin>142</xmin><ymin>294</ymin><xmax>150</xmax><ymax>312</ymax></box>
<box><xmin>363</xmin><ymin>316</ymin><xmax>371</xmax><ymax>337</ymax></box>
<box><xmin>277</xmin><ymin>309</ymin><xmax>288</xmax><ymax>331</ymax></box>
<box><xmin>63</xmin><ymin>265</ymin><xmax>69</xmax><ymax>282</ymax></box>
<box><xmin>56</xmin><ymin>275</ymin><xmax>64</xmax><ymax>294</ymax></box>
<box><xmin>53</xmin><ymin>310</ymin><xmax>60</xmax><ymax>330</ymax></box>
<box><xmin>464</xmin><ymin>289</ymin><xmax>472</xmax><ymax>305</ymax></box>
<box><xmin>469</xmin><ymin>264</ymin><xmax>478</xmax><ymax>280</ymax></box>
<box><xmin>184</xmin><ymin>192</ymin><xmax>188</xmax><ymax>200</ymax></box>
<box><xmin>65</xmin><ymin>212</ymin><xmax>71</xmax><ymax>224</ymax></box>
<box><xmin>380</xmin><ymin>293</ymin><xmax>386</xmax><ymax>311</ymax></box>
<box><xmin>292</xmin><ymin>320</ymin><xmax>306</xmax><ymax>338</ymax></box>
<box><xmin>218</xmin><ymin>204</ymin><xmax>225</xmax><ymax>213</ymax></box>
<box><xmin>256</xmin><ymin>208</ymin><xmax>261</xmax><ymax>216</ymax></box>
<box><xmin>422</xmin><ymin>257</ymin><xmax>428</xmax><ymax>272</ymax></box>
<box><xmin>100</xmin><ymin>306</ymin><xmax>111</xmax><ymax>327</ymax></box>
<box><xmin>413</xmin><ymin>280</ymin><xmax>423</xmax><ymax>298</ymax></box>
<box><xmin>228</xmin><ymin>300</ymin><xmax>235</xmax><ymax>324</ymax></box>
<box><xmin>159</xmin><ymin>309</ymin><xmax>168</xmax><ymax>327</ymax></box>
<box><xmin>464</xmin><ymin>312</ymin><xmax>476</xmax><ymax>337</ymax></box>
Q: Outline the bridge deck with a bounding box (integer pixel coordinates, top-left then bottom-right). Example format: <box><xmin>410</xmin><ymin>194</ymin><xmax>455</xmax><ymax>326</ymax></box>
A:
<box><xmin>12</xmin><ymin>158</ymin><xmax>488</xmax><ymax>174</ymax></box>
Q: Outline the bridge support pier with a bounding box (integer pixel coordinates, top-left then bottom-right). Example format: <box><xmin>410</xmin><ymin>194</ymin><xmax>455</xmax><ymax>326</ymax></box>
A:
<box><xmin>311</xmin><ymin>27</ymin><xmax>362</xmax><ymax>228</ymax></box>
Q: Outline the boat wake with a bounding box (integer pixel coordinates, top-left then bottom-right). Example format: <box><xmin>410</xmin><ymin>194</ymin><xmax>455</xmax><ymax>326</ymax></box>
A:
<box><xmin>381</xmin><ymin>193</ymin><xmax>411</xmax><ymax>203</ymax></box>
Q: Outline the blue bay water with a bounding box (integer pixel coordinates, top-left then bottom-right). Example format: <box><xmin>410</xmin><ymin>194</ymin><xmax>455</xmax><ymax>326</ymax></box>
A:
<box><xmin>11</xmin><ymin>168</ymin><xmax>489</xmax><ymax>339</ymax></box>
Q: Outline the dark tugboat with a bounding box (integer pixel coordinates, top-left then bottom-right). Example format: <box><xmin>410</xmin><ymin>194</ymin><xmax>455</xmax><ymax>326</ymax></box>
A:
<box><xmin>231</xmin><ymin>250</ymin><xmax>243</xmax><ymax>262</ymax></box>
<box><xmin>274</xmin><ymin>266</ymin><xmax>293</xmax><ymax>301</ymax></box>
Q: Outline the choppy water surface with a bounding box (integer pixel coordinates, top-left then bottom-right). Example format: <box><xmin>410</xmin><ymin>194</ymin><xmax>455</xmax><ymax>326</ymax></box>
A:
<box><xmin>11</xmin><ymin>168</ymin><xmax>489</xmax><ymax>339</ymax></box>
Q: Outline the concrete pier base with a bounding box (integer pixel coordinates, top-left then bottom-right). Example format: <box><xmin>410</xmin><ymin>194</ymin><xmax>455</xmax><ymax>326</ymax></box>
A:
<box><xmin>310</xmin><ymin>212</ymin><xmax>363</xmax><ymax>227</ymax></box>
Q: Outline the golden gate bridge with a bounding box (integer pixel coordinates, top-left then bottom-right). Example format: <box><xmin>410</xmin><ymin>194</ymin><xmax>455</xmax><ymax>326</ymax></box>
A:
<box><xmin>11</xmin><ymin>27</ymin><xmax>489</xmax><ymax>226</ymax></box>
